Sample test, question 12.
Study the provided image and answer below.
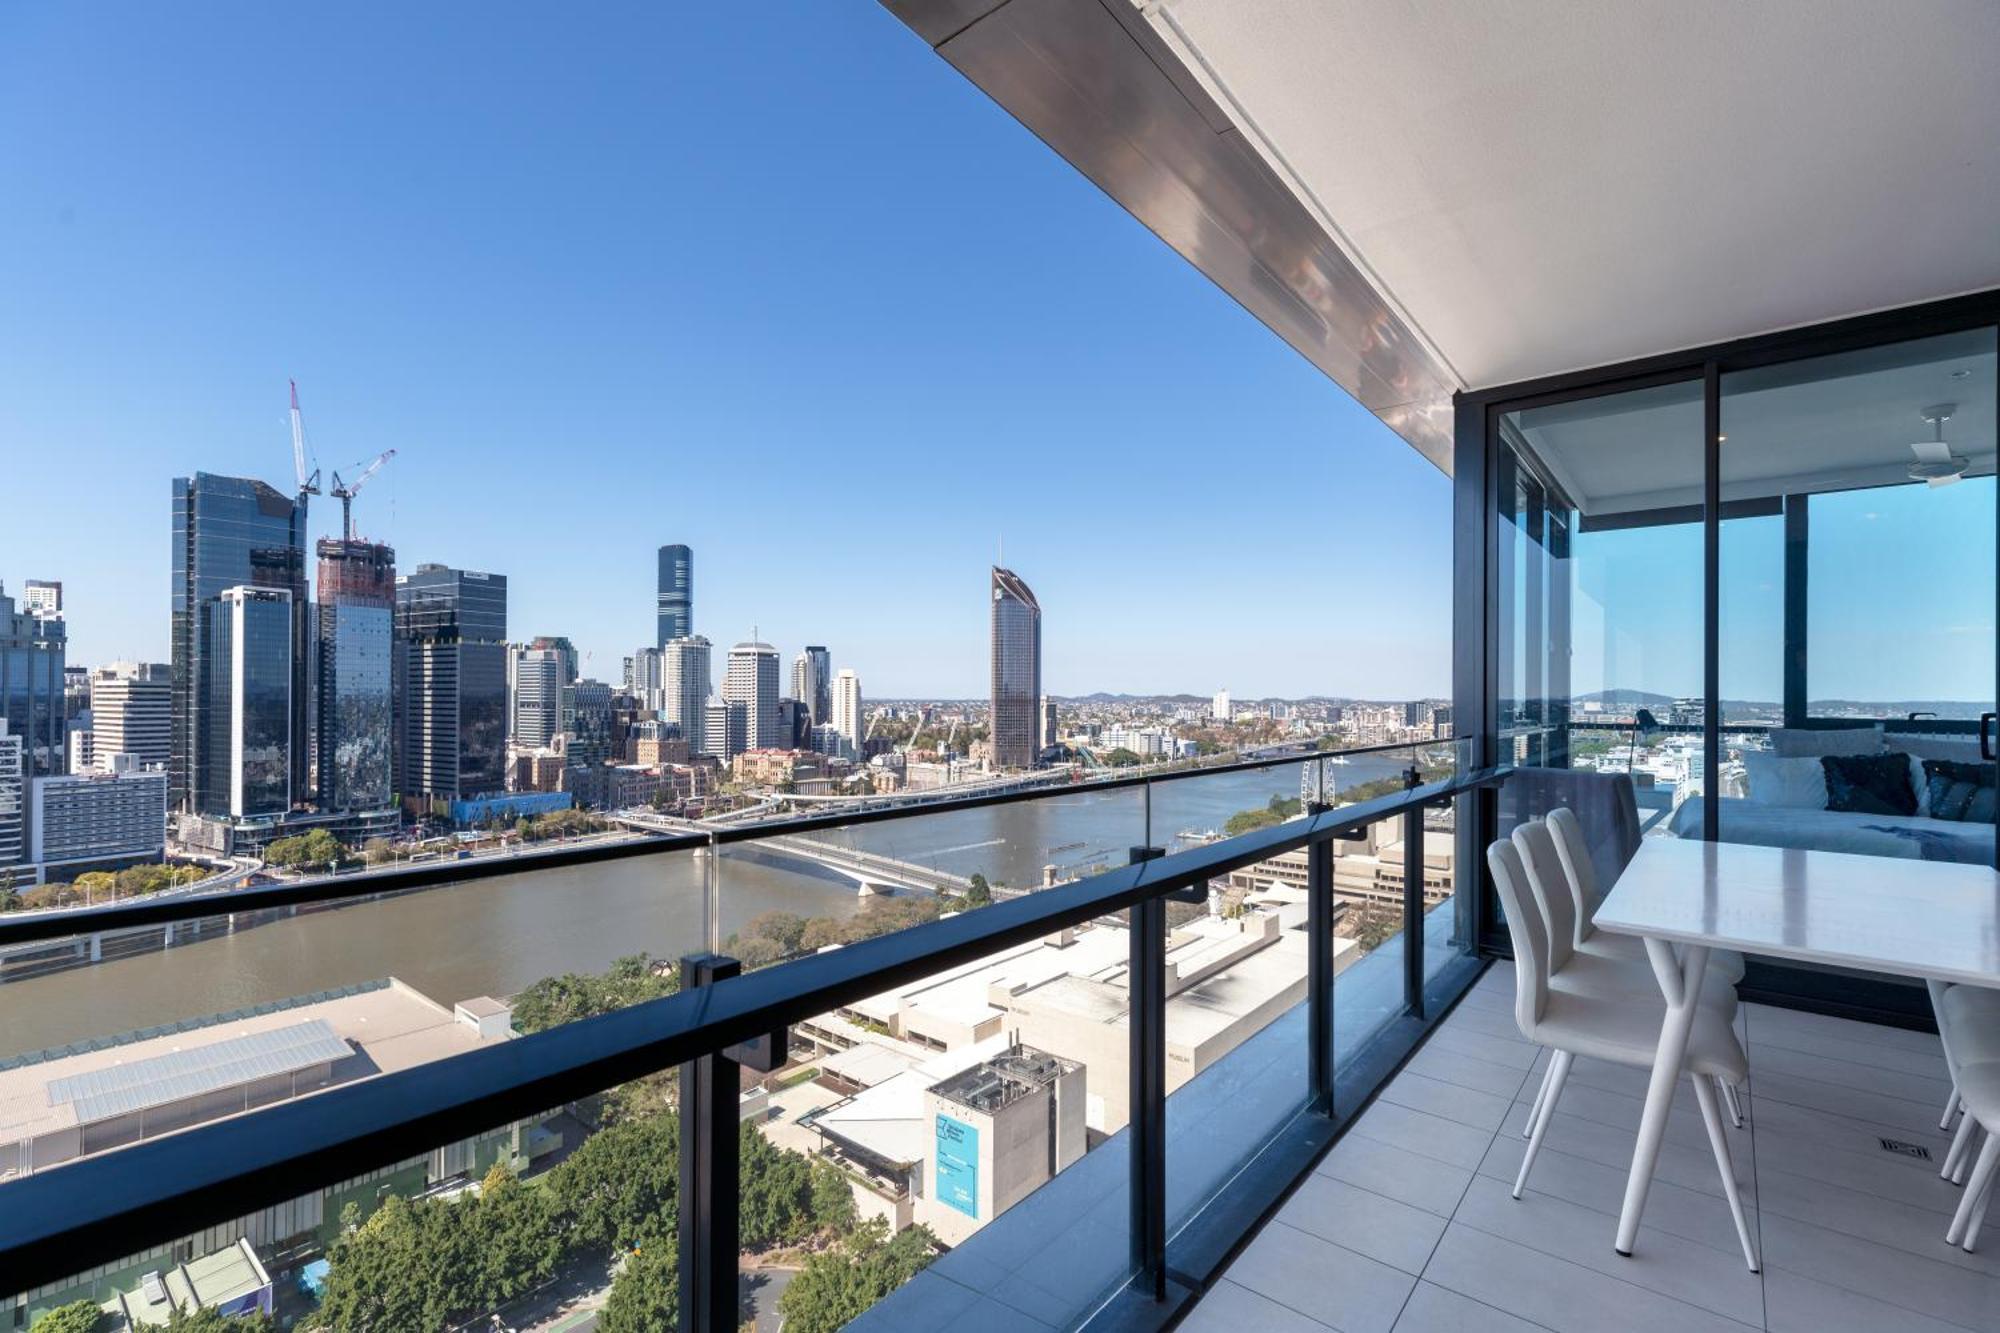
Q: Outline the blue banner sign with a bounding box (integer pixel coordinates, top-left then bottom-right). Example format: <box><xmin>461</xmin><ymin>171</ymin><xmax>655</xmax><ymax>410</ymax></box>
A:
<box><xmin>935</xmin><ymin>1113</ymin><xmax>979</xmax><ymax>1218</ymax></box>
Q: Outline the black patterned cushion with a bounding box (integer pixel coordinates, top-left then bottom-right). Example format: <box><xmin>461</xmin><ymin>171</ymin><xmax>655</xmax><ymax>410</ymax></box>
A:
<box><xmin>1821</xmin><ymin>752</ymin><xmax>1917</xmax><ymax>816</ymax></box>
<box><xmin>1922</xmin><ymin>758</ymin><xmax>1998</xmax><ymax>823</ymax></box>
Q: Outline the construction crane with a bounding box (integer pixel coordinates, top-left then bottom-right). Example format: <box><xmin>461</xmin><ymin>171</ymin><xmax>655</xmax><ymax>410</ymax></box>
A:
<box><xmin>329</xmin><ymin>449</ymin><xmax>397</xmax><ymax>540</ymax></box>
<box><xmin>288</xmin><ymin>380</ymin><xmax>321</xmax><ymax>512</ymax></box>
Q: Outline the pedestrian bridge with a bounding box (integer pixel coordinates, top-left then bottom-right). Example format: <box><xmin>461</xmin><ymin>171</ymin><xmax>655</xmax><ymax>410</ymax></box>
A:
<box><xmin>607</xmin><ymin>812</ymin><xmax>972</xmax><ymax>897</ymax></box>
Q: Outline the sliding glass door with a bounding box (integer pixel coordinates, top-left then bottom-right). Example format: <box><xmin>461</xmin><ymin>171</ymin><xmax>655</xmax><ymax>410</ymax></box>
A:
<box><xmin>1717</xmin><ymin>330</ymin><xmax>1998</xmax><ymax>865</ymax></box>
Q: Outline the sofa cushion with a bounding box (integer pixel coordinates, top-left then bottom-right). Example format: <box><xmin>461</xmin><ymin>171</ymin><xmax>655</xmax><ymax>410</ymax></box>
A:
<box><xmin>1922</xmin><ymin>758</ymin><xmax>1998</xmax><ymax>823</ymax></box>
<box><xmin>1772</xmin><ymin>726</ymin><xmax>1884</xmax><ymax>758</ymax></box>
<box><xmin>1743</xmin><ymin>752</ymin><xmax>1827</xmax><ymax>809</ymax></box>
<box><xmin>1822</xmin><ymin>751</ymin><xmax>1918</xmax><ymax>816</ymax></box>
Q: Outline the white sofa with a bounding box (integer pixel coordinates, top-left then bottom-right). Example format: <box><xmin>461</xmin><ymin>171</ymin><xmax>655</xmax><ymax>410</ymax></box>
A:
<box><xmin>1667</xmin><ymin>726</ymin><xmax>1995</xmax><ymax>864</ymax></box>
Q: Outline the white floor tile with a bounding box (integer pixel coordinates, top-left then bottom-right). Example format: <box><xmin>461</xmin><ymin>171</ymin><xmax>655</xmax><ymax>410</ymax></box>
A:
<box><xmin>1421</xmin><ymin>1225</ymin><xmax>1758</xmax><ymax>1333</ymax></box>
<box><xmin>1319</xmin><ymin>1132</ymin><xmax>1476</xmax><ymax>1218</ymax></box>
<box><xmin>1380</xmin><ymin>1071</ymin><xmax>1516</xmax><ymax>1132</ymax></box>
<box><xmin>1278</xmin><ymin>1173</ymin><xmax>1449</xmax><ymax>1276</ymax></box>
<box><xmin>1349</xmin><ymin>1099</ymin><xmax>1497</xmax><ymax>1172</ymax></box>
<box><xmin>1227</xmin><ymin>1220</ymin><xmax>1419</xmax><ymax>1333</ymax></box>
<box><xmin>1179</xmin><ymin>1279</ymin><xmax>1335</xmax><ymax>1333</ymax></box>
<box><xmin>1392</xmin><ymin>1282</ymin><xmax>1553</xmax><ymax>1332</ymax></box>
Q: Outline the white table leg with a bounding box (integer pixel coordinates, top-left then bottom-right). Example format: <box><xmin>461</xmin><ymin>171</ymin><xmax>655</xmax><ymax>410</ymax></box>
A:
<box><xmin>1614</xmin><ymin>938</ymin><xmax>1711</xmax><ymax>1257</ymax></box>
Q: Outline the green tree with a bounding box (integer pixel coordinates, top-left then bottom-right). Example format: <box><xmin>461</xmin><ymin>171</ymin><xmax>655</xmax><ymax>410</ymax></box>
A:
<box><xmin>809</xmin><ymin>1156</ymin><xmax>858</xmax><ymax>1233</ymax></box>
<box><xmin>777</xmin><ymin>1220</ymin><xmax>937</xmax><ymax>1333</ymax></box>
<box><xmin>963</xmin><ymin>873</ymin><xmax>993</xmax><ymax>908</ymax></box>
<box><xmin>737</xmin><ymin>1122</ymin><xmax>814</xmax><ymax>1248</ymax></box>
<box><xmin>314</xmin><ymin>1195</ymin><xmax>461</xmax><ymax>1332</ymax></box>
<box><xmin>469</xmin><ymin>1164</ymin><xmax>563</xmax><ymax>1310</ymax></box>
<box><xmin>510</xmin><ymin>954</ymin><xmax>678</xmax><ymax>1035</ymax></box>
<box><xmin>1102</xmin><ymin>747</ymin><xmax>1143</xmax><ymax>767</ymax></box>
<box><xmin>599</xmin><ymin>1237</ymin><xmax>680</xmax><ymax>1333</ymax></box>
<box><xmin>29</xmin><ymin>1301</ymin><xmax>104</xmax><ymax>1333</ymax></box>
<box><xmin>547</xmin><ymin>1115</ymin><xmax>679</xmax><ymax>1256</ymax></box>
<box><xmin>264</xmin><ymin>829</ymin><xmax>352</xmax><ymax>870</ymax></box>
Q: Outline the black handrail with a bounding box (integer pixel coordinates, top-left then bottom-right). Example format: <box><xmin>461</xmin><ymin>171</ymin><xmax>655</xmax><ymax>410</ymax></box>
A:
<box><xmin>0</xmin><ymin>765</ymin><xmax>1505</xmax><ymax>1296</ymax></box>
<box><xmin>0</xmin><ymin>737</ymin><xmax>1457</xmax><ymax>947</ymax></box>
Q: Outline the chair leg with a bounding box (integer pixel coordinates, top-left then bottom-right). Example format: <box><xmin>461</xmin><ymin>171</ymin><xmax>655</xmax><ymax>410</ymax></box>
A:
<box><xmin>1942</xmin><ymin>1079</ymin><xmax>1962</xmax><ymax>1132</ymax></box>
<box><xmin>1514</xmin><ymin>1049</ymin><xmax>1571</xmax><ymax>1200</ymax></box>
<box><xmin>1718</xmin><ymin>1076</ymin><xmax>1743</xmax><ymax>1129</ymax></box>
<box><xmin>1947</xmin><ymin>1132</ymin><xmax>2000</xmax><ymax>1247</ymax></box>
<box><xmin>1955</xmin><ymin>1125</ymin><xmax>1982</xmax><ymax>1187</ymax></box>
<box><xmin>1521</xmin><ymin>1058</ymin><xmax>1555</xmax><ymax>1138</ymax></box>
<box><xmin>1943</xmin><ymin>1109</ymin><xmax>1977</xmax><ymax>1181</ymax></box>
<box><xmin>1965</xmin><ymin>1170</ymin><xmax>1997</xmax><ymax>1253</ymax></box>
<box><xmin>1692</xmin><ymin>1073</ymin><xmax>1759</xmax><ymax>1272</ymax></box>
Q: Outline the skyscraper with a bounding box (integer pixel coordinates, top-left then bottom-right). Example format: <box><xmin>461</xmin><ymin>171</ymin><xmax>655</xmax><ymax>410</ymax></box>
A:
<box><xmin>989</xmin><ymin>567</ymin><xmax>1042</xmax><ymax>770</ymax></box>
<box><xmin>791</xmin><ymin>651</ymin><xmax>820</xmax><ymax>725</ymax></box>
<box><xmin>626</xmin><ymin>646</ymin><xmax>666</xmax><ymax>712</ymax></box>
<box><xmin>315</xmin><ymin>539</ymin><xmax>395</xmax><ymax>811</ymax></box>
<box><xmin>724</xmin><ymin>640</ymin><xmax>781</xmax><ymax>751</ymax></box>
<box><xmin>562</xmin><ymin>679</ymin><xmax>614</xmax><ymax>768</ymax></box>
<box><xmin>205</xmin><ymin>586</ymin><xmax>294</xmax><ymax>818</ymax></box>
<box><xmin>832</xmin><ymin>668</ymin><xmax>863</xmax><ymax>756</ymax></box>
<box><xmin>804</xmin><ymin>645</ymin><xmax>832</xmax><ymax>727</ymax></box>
<box><xmin>171</xmin><ymin>473</ymin><xmax>308</xmax><ymax>811</ymax></box>
<box><xmin>90</xmin><ymin>663</ymin><xmax>172</xmax><ymax>772</ymax></box>
<box><xmin>0</xmin><ymin>582</ymin><xmax>66</xmax><ymax>778</ymax></box>
<box><xmin>394</xmin><ymin>564</ymin><xmax>508</xmax><ymax>805</ymax></box>
<box><xmin>1040</xmin><ymin>696</ymin><xmax>1060</xmax><ymax>754</ymax></box>
<box><xmin>530</xmin><ymin>635</ymin><xmax>579</xmax><ymax>686</ymax></box>
<box><xmin>663</xmin><ymin>635</ymin><xmax>711</xmax><ymax>756</ymax></box>
<box><xmin>0</xmin><ymin>720</ymin><xmax>22</xmax><ymax>870</ymax></box>
<box><xmin>704</xmin><ymin>695</ymin><xmax>746</xmax><ymax>763</ymax></box>
<box><xmin>656</xmin><ymin>544</ymin><xmax>692</xmax><ymax>649</ymax></box>
<box><xmin>21</xmin><ymin>580</ymin><xmax>61</xmax><ymax>620</ymax></box>
<box><xmin>508</xmin><ymin>644</ymin><xmax>565</xmax><ymax>749</ymax></box>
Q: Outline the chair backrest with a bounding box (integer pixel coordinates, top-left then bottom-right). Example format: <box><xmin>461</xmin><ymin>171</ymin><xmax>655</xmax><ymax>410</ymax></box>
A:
<box><xmin>1485</xmin><ymin>838</ymin><xmax>1550</xmax><ymax>1033</ymax></box>
<box><xmin>1546</xmin><ymin>807</ymin><xmax>1599</xmax><ymax>948</ymax></box>
<box><xmin>1511</xmin><ymin>819</ymin><xmax>1577</xmax><ymax>973</ymax></box>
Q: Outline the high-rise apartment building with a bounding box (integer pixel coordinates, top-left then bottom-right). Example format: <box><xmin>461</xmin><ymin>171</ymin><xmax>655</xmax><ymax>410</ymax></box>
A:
<box><xmin>0</xmin><ymin>582</ymin><xmax>67</xmax><ymax>778</ymax></box>
<box><xmin>804</xmin><ymin>645</ymin><xmax>832</xmax><ymax>727</ymax></box>
<box><xmin>989</xmin><ymin>567</ymin><xmax>1042</xmax><ymax>770</ymax></box>
<box><xmin>656</xmin><ymin>544</ymin><xmax>692</xmax><ymax>649</ymax></box>
<box><xmin>89</xmin><ymin>663</ymin><xmax>171</xmax><ymax>773</ymax></box>
<box><xmin>393</xmin><ymin>564</ymin><xmax>508</xmax><ymax>805</ymax></box>
<box><xmin>529</xmin><ymin>636</ymin><xmax>579</xmax><ymax>686</ymax></box>
<box><xmin>626</xmin><ymin>647</ymin><xmax>666</xmax><ymax>712</ymax></box>
<box><xmin>508</xmin><ymin>645</ymin><xmax>565</xmax><ymax>750</ymax></box>
<box><xmin>703</xmin><ymin>695</ymin><xmax>746</xmax><ymax>763</ymax></box>
<box><xmin>791</xmin><ymin>651</ymin><xmax>821</xmax><ymax>725</ymax></box>
<box><xmin>204</xmin><ymin>586</ymin><xmax>294</xmax><ymax>819</ymax></box>
<box><xmin>171</xmin><ymin>474</ymin><xmax>308</xmax><ymax>812</ymax></box>
<box><xmin>1040</xmin><ymin>696</ymin><xmax>1060</xmax><ymax>754</ymax></box>
<box><xmin>0</xmin><ymin>720</ymin><xmax>22</xmax><ymax>870</ymax></box>
<box><xmin>22</xmin><ymin>580</ymin><xmax>62</xmax><ymax>621</ymax></box>
<box><xmin>663</xmin><ymin>635</ymin><xmax>711</xmax><ymax>756</ymax></box>
<box><xmin>724</xmin><ymin>641</ymin><xmax>782</xmax><ymax>752</ymax></box>
<box><xmin>30</xmin><ymin>758</ymin><xmax>169</xmax><ymax>878</ymax></box>
<box><xmin>832</xmin><ymin>668</ymin><xmax>863</xmax><ymax>755</ymax></box>
<box><xmin>314</xmin><ymin>539</ymin><xmax>395</xmax><ymax>812</ymax></box>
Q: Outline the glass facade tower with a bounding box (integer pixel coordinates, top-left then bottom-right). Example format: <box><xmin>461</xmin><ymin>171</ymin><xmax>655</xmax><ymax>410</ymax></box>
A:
<box><xmin>204</xmin><ymin>586</ymin><xmax>293</xmax><ymax>818</ymax></box>
<box><xmin>393</xmin><ymin>564</ymin><xmax>508</xmax><ymax>804</ymax></box>
<box><xmin>315</xmin><ymin>539</ymin><xmax>395</xmax><ymax>812</ymax></box>
<box><xmin>0</xmin><ymin>584</ymin><xmax>66</xmax><ymax>778</ymax></box>
<box><xmin>989</xmin><ymin>567</ymin><xmax>1041</xmax><ymax>769</ymax></box>
<box><xmin>656</xmin><ymin>544</ymin><xmax>692</xmax><ymax>649</ymax></box>
<box><xmin>171</xmin><ymin>473</ymin><xmax>307</xmax><ymax>812</ymax></box>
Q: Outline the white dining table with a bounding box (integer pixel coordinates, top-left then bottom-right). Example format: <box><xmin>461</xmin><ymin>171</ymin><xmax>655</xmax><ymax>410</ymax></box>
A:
<box><xmin>1591</xmin><ymin>837</ymin><xmax>2000</xmax><ymax>1260</ymax></box>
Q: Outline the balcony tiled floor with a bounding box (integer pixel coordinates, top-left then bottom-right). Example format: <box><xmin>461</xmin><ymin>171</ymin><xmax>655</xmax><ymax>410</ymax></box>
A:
<box><xmin>1189</xmin><ymin>963</ymin><xmax>1998</xmax><ymax>1332</ymax></box>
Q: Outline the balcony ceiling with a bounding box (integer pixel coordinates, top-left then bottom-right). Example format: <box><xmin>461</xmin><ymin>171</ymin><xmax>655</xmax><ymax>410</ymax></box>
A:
<box><xmin>1143</xmin><ymin>0</ymin><xmax>2000</xmax><ymax>391</ymax></box>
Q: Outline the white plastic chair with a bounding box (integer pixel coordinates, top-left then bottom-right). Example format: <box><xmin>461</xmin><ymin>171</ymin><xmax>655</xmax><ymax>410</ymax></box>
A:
<box><xmin>1488</xmin><ymin>837</ymin><xmax>1760</xmax><ymax>1272</ymax></box>
<box><xmin>1545</xmin><ymin>808</ymin><xmax>1745</xmax><ymax>985</ymax></box>
<box><xmin>1511</xmin><ymin>818</ymin><xmax>1745</xmax><ymax>1133</ymax></box>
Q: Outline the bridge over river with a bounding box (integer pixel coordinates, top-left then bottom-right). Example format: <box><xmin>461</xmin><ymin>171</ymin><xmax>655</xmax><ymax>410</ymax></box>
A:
<box><xmin>607</xmin><ymin>812</ymin><xmax>975</xmax><ymax>897</ymax></box>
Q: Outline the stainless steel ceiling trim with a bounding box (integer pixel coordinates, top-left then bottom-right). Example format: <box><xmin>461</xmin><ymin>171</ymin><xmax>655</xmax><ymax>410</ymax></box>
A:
<box><xmin>883</xmin><ymin>0</ymin><xmax>1459</xmax><ymax>473</ymax></box>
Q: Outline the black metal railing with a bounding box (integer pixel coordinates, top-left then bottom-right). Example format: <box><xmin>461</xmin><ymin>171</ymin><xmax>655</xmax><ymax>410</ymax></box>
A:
<box><xmin>0</xmin><ymin>748</ymin><xmax>1500</xmax><ymax>1331</ymax></box>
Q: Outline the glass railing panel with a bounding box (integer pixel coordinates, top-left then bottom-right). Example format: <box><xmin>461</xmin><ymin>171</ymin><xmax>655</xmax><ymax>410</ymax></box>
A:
<box><xmin>2</xmin><ymin>1016</ymin><xmax>685</xmax><ymax>1331</ymax></box>
<box><xmin>712</xmin><ymin>792</ymin><xmax>1149</xmax><ymax>1329</ymax></box>
<box><xmin>0</xmin><ymin>842</ymin><xmax>704</xmax><ymax>1068</ymax></box>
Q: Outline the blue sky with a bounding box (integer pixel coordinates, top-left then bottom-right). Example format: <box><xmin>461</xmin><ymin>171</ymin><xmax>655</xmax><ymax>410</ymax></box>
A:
<box><xmin>0</xmin><ymin>4</ymin><xmax>1452</xmax><ymax>699</ymax></box>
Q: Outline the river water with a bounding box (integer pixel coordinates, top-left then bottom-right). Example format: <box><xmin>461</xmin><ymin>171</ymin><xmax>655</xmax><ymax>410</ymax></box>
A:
<box><xmin>0</xmin><ymin>756</ymin><xmax>1418</xmax><ymax>1056</ymax></box>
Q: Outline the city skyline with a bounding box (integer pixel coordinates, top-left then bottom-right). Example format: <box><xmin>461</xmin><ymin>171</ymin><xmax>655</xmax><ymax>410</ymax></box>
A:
<box><xmin>0</xmin><ymin>4</ymin><xmax>1450</xmax><ymax>701</ymax></box>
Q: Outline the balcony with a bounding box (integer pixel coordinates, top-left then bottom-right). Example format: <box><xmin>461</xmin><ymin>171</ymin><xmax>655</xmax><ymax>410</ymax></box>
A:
<box><xmin>6</xmin><ymin>1</ymin><xmax>1999</xmax><ymax>1330</ymax></box>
